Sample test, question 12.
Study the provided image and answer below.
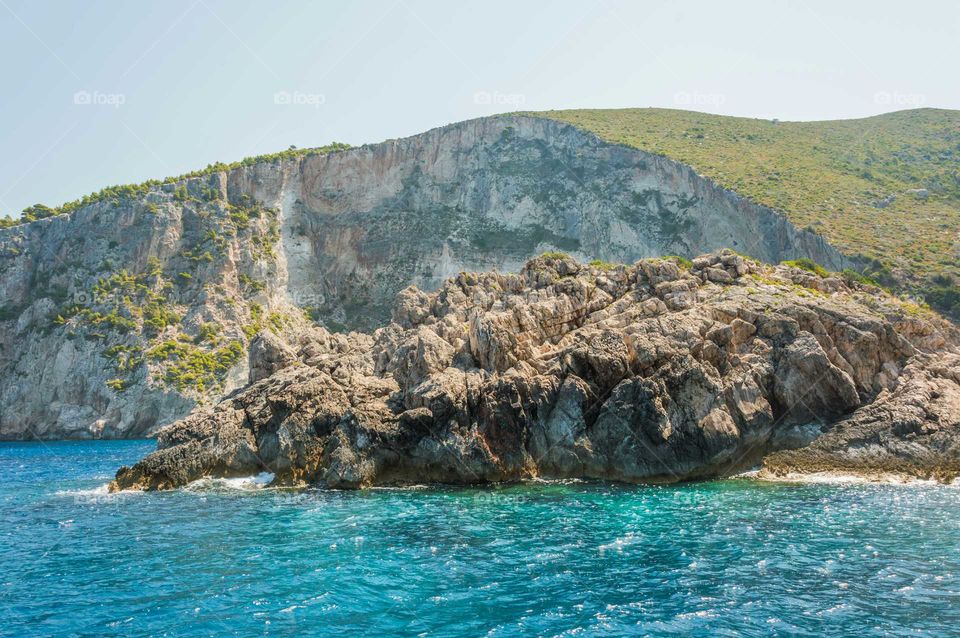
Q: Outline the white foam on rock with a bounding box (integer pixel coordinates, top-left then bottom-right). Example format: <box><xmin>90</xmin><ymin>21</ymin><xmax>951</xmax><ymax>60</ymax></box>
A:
<box><xmin>753</xmin><ymin>471</ymin><xmax>955</xmax><ymax>487</ymax></box>
<box><xmin>184</xmin><ymin>472</ymin><xmax>276</xmax><ymax>492</ymax></box>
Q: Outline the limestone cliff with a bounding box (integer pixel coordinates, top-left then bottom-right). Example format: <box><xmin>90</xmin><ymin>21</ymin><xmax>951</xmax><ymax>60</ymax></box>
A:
<box><xmin>1</xmin><ymin>115</ymin><xmax>851</xmax><ymax>439</ymax></box>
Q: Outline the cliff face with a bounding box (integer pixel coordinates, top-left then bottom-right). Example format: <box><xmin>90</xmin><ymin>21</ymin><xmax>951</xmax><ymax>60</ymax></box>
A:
<box><xmin>110</xmin><ymin>251</ymin><xmax>960</xmax><ymax>491</ymax></box>
<box><xmin>282</xmin><ymin>116</ymin><xmax>848</xmax><ymax>329</ymax></box>
<box><xmin>0</xmin><ymin>115</ymin><xmax>850</xmax><ymax>440</ymax></box>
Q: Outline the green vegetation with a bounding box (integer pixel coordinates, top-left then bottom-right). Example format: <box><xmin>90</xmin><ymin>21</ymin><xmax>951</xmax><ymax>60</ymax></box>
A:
<box><xmin>0</xmin><ymin>142</ymin><xmax>349</xmax><ymax>227</ymax></box>
<box><xmin>840</xmin><ymin>268</ymin><xmax>880</xmax><ymax>288</ymax></box>
<box><xmin>142</xmin><ymin>300</ymin><xmax>180</xmax><ymax>333</ymax></box>
<box><xmin>541</xmin><ymin>251</ymin><xmax>570</xmax><ymax>259</ymax></box>
<box><xmin>782</xmin><ymin>258</ymin><xmax>830</xmax><ymax>278</ymax></box>
<box><xmin>20</xmin><ymin>204</ymin><xmax>58</xmax><ymax>223</ymax></box>
<box><xmin>105</xmin><ymin>378</ymin><xmax>127</xmax><ymax>393</ymax></box>
<box><xmin>664</xmin><ymin>255</ymin><xmax>694</xmax><ymax>269</ymax></box>
<box><xmin>56</xmin><ymin>307</ymin><xmax>137</xmax><ymax>333</ymax></box>
<box><xmin>468</xmin><ymin>221</ymin><xmax>581</xmax><ymax>255</ymax></box>
<box><xmin>104</xmin><ymin>344</ymin><xmax>143</xmax><ymax>372</ymax></box>
<box><xmin>173</xmin><ymin>185</ymin><xmax>191</xmax><ymax>203</ymax></box>
<box><xmin>249</xmin><ymin>207</ymin><xmax>281</xmax><ymax>260</ymax></box>
<box><xmin>533</xmin><ymin>108</ymin><xmax>960</xmax><ymax>318</ymax></box>
<box><xmin>925</xmin><ymin>274</ymin><xmax>960</xmax><ymax>317</ymax></box>
<box><xmin>180</xmin><ymin>247</ymin><xmax>214</xmax><ymax>264</ymax></box>
<box><xmin>146</xmin><ymin>339</ymin><xmax>244</xmax><ymax>393</ymax></box>
<box><xmin>196</xmin><ymin>322</ymin><xmax>221</xmax><ymax>343</ymax></box>
<box><xmin>267</xmin><ymin>311</ymin><xmax>287</xmax><ymax>333</ymax></box>
<box><xmin>238</xmin><ymin>273</ymin><xmax>265</xmax><ymax>293</ymax></box>
<box><xmin>243</xmin><ymin>302</ymin><xmax>265</xmax><ymax>338</ymax></box>
<box><xmin>588</xmin><ymin>259</ymin><xmax>616</xmax><ymax>270</ymax></box>
<box><xmin>54</xmin><ymin>266</ymin><xmax>181</xmax><ymax>340</ymax></box>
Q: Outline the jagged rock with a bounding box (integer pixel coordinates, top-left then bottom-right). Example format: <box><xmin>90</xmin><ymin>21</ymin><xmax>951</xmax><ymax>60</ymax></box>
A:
<box><xmin>761</xmin><ymin>353</ymin><xmax>960</xmax><ymax>482</ymax></box>
<box><xmin>248</xmin><ymin>331</ymin><xmax>298</xmax><ymax>383</ymax></box>
<box><xmin>111</xmin><ymin>252</ymin><xmax>960</xmax><ymax>491</ymax></box>
<box><xmin>0</xmin><ymin>117</ymin><xmax>851</xmax><ymax>440</ymax></box>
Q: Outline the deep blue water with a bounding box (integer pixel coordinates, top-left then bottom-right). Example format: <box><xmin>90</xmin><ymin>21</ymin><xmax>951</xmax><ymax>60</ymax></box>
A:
<box><xmin>2</xmin><ymin>441</ymin><xmax>959</xmax><ymax>637</ymax></box>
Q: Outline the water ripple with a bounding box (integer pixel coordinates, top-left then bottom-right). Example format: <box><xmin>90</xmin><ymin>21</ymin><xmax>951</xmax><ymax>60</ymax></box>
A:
<box><xmin>2</xmin><ymin>441</ymin><xmax>960</xmax><ymax>637</ymax></box>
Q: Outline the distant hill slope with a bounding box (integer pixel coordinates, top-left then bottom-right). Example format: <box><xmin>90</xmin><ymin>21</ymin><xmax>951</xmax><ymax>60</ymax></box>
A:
<box><xmin>534</xmin><ymin>108</ymin><xmax>959</xmax><ymax>316</ymax></box>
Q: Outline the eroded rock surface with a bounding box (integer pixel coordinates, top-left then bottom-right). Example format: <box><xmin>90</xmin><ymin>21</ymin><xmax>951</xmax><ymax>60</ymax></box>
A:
<box><xmin>112</xmin><ymin>251</ymin><xmax>960</xmax><ymax>490</ymax></box>
<box><xmin>1</xmin><ymin>115</ymin><xmax>848</xmax><ymax>440</ymax></box>
<box><xmin>761</xmin><ymin>352</ymin><xmax>960</xmax><ymax>482</ymax></box>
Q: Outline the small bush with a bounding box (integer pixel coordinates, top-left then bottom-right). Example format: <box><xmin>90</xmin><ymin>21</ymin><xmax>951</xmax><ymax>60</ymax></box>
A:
<box><xmin>20</xmin><ymin>204</ymin><xmax>57</xmax><ymax>223</ymax></box>
<box><xmin>588</xmin><ymin>259</ymin><xmax>617</xmax><ymax>270</ymax></box>
<box><xmin>196</xmin><ymin>322</ymin><xmax>220</xmax><ymax>343</ymax></box>
<box><xmin>664</xmin><ymin>255</ymin><xmax>693</xmax><ymax>269</ymax></box>
<box><xmin>782</xmin><ymin>258</ymin><xmax>829</xmax><ymax>278</ymax></box>
<box><xmin>840</xmin><ymin>268</ymin><xmax>878</xmax><ymax>287</ymax></box>
<box><xmin>105</xmin><ymin>378</ymin><xmax>127</xmax><ymax>392</ymax></box>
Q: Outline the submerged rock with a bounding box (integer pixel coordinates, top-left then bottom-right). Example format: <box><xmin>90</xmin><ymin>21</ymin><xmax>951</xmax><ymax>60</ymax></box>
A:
<box><xmin>111</xmin><ymin>251</ymin><xmax>960</xmax><ymax>490</ymax></box>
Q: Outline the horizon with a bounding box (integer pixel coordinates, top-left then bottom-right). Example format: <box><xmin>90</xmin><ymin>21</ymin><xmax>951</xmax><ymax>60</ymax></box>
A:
<box><xmin>2</xmin><ymin>0</ymin><xmax>958</xmax><ymax>217</ymax></box>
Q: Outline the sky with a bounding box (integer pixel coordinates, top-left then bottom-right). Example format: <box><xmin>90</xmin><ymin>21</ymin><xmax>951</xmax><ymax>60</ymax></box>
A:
<box><xmin>1</xmin><ymin>0</ymin><xmax>958</xmax><ymax>217</ymax></box>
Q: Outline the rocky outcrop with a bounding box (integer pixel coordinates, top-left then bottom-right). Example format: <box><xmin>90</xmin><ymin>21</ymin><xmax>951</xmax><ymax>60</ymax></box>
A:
<box><xmin>0</xmin><ymin>115</ymin><xmax>857</xmax><ymax>440</ymax></box>
<box><xmin>760</xmin><ymin>352</ymin><xmax>960</xmax><ymax>482</ymax></box>
<box><xmin>111</xmin><ymin>251</ymin><xmax>960</xmax><ymax>490</ymax></box>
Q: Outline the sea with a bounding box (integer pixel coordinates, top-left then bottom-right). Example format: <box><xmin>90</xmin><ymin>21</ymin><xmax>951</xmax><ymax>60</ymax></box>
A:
<box><xmin>2</xmin><ymin>440</ymin><xmax>958</xmax><ymax>637</ymax></box>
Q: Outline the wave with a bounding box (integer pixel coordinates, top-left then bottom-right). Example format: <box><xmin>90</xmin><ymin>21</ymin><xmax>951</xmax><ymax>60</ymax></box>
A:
<box><xmin>182</xmin><ymin>472</ymin><xmax>276</xmax><ymax>492</ymax></box>
<box><xmin>598</xmin><ymin>531</ymin><xmax>642</xmax><ymax>554</ymax></box>
<box><xmin>752</xmin><ymin>470</ymin><xmax>956</xmax><ymax>487</ymax></box>
<box><xmin>54</xmin><ymin>484</ymin><xmax>110</xmax><ymax>497</ymax></box>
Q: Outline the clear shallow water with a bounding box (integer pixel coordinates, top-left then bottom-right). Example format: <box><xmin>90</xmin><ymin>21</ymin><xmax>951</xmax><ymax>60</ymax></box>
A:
<box><xmin>2</xmin><ymin>441</ymin><xmax>959</xmax><ymax>637</ymax></box>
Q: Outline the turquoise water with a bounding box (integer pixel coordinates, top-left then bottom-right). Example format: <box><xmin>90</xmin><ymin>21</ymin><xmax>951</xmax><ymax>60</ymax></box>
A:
<box><xmin>2</xmin><ymin>441</ymin><xmax>959</xmax><ymax>637</ymax></box>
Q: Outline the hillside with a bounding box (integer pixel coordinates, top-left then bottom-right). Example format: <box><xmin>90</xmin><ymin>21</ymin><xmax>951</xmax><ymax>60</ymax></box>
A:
<box><xmin>0</xmin><ymin>115</ymin><xmax>848</xmax><ymax>439</ymax></box>
<box><xmin>536</xmin><ymin>108</ymin><xmax>960</xmax><ymax>316</ymax></box>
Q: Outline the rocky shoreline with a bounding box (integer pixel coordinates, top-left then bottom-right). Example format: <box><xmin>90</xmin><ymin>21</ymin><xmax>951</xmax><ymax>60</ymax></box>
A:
<box><xmin>111</xmin><ymin>251</ymin><xmax>960</xmax><ymax>491</ymax></box>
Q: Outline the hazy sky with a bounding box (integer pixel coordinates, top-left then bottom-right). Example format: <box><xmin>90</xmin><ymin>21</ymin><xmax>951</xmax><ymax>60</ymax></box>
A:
<box><xmin>1</xmin><ymin>0</ymin><xmax>957</xmax><ymax>217</ymax></box>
